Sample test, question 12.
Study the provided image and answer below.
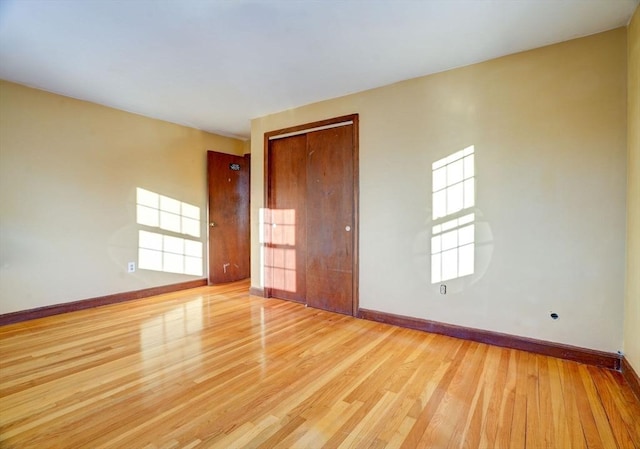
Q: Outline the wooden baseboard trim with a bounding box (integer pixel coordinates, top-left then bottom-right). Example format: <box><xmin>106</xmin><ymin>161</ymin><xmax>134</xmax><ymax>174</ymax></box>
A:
<box><xmin>249</xmin><ymin>286</ymin><xmax>266</xmax><ymax>297</ymax></box>
<box><xmin>622</xmin><ymin>357</ymin><xmax>640</xmax><ymax>400</ymax></box>
<box><xmin>0</xmin><ymin>278</ymin><xmax>208</xmax><ymax>326</ymax></box>
<box><xmin>358</xmin><ymin>308</ymin><xmax>621</xmax><ymax>371</ymax></box>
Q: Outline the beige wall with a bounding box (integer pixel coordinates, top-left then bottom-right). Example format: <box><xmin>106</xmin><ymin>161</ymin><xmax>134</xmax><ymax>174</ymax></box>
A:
<box><xmin>625</xmin><ymin>6</ymin><xmax>640</xmax><ymax>373</ymax></box>
<box><xmin>251</xmin><ymin>28</ymin><xmax>628</xmax><ymax>353</ymax></box>
<box><xmin>0</xmin><ymin>81</ymin><xmax>244</xmax><ymax>314</ymax></box>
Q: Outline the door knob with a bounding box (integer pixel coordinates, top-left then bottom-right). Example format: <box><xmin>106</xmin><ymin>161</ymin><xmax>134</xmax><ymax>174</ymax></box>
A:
<box><xmin>210</xmin><ymin>222</ymin><xmax>217</xmax><ymax>227</ymax></box>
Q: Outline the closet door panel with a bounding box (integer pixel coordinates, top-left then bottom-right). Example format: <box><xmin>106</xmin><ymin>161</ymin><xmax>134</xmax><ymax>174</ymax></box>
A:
<box><xmin>266</xmin><ymin>134</ymin><xmax>307</xmax><ymax>302</ymax></box>
<box><xmin>305</xmin><ymin>125</ymin><xmax>354</xmax><ymax>315</ymax></box>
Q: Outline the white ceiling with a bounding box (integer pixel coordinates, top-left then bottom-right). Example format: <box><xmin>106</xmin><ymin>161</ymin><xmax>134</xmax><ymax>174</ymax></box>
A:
<box><xmin>0</xmin><ymin>0</ymin><xmax>637</xmax><ymax>139</ymax></box>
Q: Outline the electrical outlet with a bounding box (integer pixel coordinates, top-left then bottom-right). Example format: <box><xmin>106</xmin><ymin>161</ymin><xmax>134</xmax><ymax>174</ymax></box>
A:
<box><xmin>440</xmin><ymin>284</ymin><xmax>446</xmax><ymax>294</ymax></box>
<box><xmin>127</xmin><ymin>262</ymin><xmax>136</xmax><ymax>273</ymax></box>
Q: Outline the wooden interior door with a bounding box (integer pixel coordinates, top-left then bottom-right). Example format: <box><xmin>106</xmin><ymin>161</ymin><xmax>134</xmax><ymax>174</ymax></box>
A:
<box><xmin>265</xmin><ymin>115</ymin><xmax>358</xmax><ymax>315</ymax></box>
<box><xmin>208</xmin><ymin>151</ymin><xmax>250</xmax><ymax>284</ymax></box>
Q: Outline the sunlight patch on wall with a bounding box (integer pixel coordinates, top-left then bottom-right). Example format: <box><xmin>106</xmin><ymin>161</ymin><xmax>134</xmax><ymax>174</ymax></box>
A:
<box><xmin>432</xmin><ymin>145</ymin><xmax>474</xmax><ymax>220</ymax></box>
<box><xmin>431</xmin><ymin>146</ymin><xmax>475</xmax><ymax>283</ymax></box>
<box><xmin>136</xmin><ymin>188</ymin><xmax>203</xmax><ymax>276</ymax></box>
<box><xmin>263</xmin><ymin>208</ymin><xmax>297</xmax><ymax>293</ymax></box>
<box><xmin>431</xmin><ymin>213</ymin><xmax>475</xmax><ymax>283</ymax></box>
<box><xmin>137</xmin><ymin>187</ymin><xmax>200</xmax><ymax>238</ymax></box>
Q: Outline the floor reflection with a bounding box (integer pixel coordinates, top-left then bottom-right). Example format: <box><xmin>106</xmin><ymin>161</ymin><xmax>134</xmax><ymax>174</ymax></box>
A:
<box><xmin>139</xmin><ymin>297</ymin><xmax>203</xmax><ymax>386</ymax></box>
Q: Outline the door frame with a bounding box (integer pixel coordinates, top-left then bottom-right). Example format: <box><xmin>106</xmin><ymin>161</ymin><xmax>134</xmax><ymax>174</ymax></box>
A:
<box><xmin>263</xmin><ymin>114</ymin><xmax>359</xmax><ymax>316</ymax></box>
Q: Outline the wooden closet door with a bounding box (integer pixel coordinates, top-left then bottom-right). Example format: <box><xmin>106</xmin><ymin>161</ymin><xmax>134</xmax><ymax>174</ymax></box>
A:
<box><xmin>265</xmin><ymin>134</ymin><xmax>307</xmax><ymax>302</ymax></box>
<box><xmin>305</xmin><ymin>125</ymin><xmax>354</xmax><ymax>315</ymax></box>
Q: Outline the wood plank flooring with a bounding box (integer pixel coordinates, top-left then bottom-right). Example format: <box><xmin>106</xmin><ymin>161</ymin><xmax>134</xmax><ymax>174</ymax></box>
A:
<box><xmin>1</xmin><ymin>280</ymin><xmax>639</xmax><ymax>448</ymax></box>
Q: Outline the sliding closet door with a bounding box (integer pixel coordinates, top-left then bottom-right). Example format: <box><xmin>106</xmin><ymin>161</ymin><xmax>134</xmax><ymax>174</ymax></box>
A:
<box><xmin>305</xmin><ymin>125</ymin><xmax>354</xmax><ymax>315</ymax></box>
<box><xmin>265</xmin><ymin>114</ymin><xmax>358</xmax><ymax>316</ymax></box>
<box><xmin>266</xmin><ymin>134</ymin><xmax>307</xmax><ymax>302</ymax></box>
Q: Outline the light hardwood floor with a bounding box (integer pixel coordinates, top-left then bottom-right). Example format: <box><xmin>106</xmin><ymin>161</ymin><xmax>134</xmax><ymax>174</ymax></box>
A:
<box><xmin>1</xmin><ymin>280</ymin><xmax>639</xmax><ymax>448</ymax></box>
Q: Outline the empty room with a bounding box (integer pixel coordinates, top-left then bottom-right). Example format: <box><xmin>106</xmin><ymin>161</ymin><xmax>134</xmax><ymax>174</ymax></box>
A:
<box><xmin>1</xmin><ymin>0</ymin><xmax>639</xmax><ymax>448</ymax></box>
